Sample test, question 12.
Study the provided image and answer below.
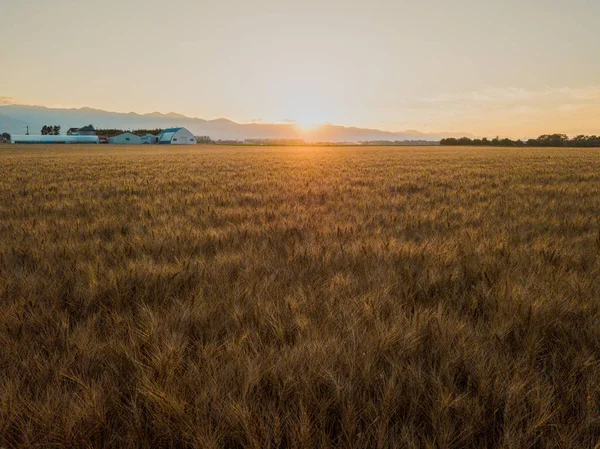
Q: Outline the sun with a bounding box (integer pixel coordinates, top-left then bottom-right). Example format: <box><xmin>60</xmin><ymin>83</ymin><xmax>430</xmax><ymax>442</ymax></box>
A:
<box><xmin>282</xmin><ymin>105</ymin><xmax>332</xmax><ymax>134</ymax></box>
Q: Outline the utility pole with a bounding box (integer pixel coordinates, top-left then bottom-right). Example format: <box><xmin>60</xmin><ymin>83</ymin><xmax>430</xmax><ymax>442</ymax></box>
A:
<box><xmin>26</xmin><ymin>126</ymin><xmax>29</xmax><ymax>135</ymax></box>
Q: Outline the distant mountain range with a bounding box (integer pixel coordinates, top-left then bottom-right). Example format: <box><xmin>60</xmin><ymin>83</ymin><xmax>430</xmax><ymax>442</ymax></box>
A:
<box><xmin>0</xmin><ymin>105</ymin><xmax>472</xmax><ymax>142</ymax></box>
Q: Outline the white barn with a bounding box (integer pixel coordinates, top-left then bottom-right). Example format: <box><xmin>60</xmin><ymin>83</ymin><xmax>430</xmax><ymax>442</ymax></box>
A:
<box><xmin>157</xmin><ymin>128</ymin><xmax>196</xmax><ymax>145</ymax></box>
<box><xmin>11</xmin><ymin>135</ymin><xmax>99</xmax><ymax>144</ymax></box>
<box><xmin>108</xmin><ymin>132</ymin><xmax>142</xmax><ymax>145</ymax></box>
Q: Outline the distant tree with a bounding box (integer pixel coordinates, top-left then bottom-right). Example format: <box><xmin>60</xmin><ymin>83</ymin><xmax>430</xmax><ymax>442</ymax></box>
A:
<box><xmin>535</xmin><ymin>134</ymin><xmax>568</xmax><ymax>147</ymax></box>
<box><xmin>132</xmin><ymin>129</ymin><xmax>164</xmax><ymax>136</ymax></box>
<box><xmin>440</xmin><ymin>133</ymin><xmax>600</xmax><ymax>147</ymax></box>
<box><xmin>572</xmin><ymin>135</ymin><xmax>587</xmax><ymax>147</ymax></box>
<box><xmin>571</xmin><ymin>134</ymin><xmax>600</xmax><ymax>147</ymax></box>
<box><xmin>96</xmin><ymin>129</ymin><xmax>125</xmax><ymax>137</ymax></box>
<box><xmin>1</xmin><ymin>132</ymin><xmax>10</xmax><ymax>141</ymax></box>
<box><xmin>196</xmin><ymin>136</ymin><xmax>214</xmax><ymax>144</ymax></box>
<box><xmin>440</xmin><ymin>138</ymin><xmax>457</xmax><ymax>145</ymax></box>
<box><xmin>41</xmin><ymin>125</ymin><xmax>61</xmax><ymax>135</ymax></box>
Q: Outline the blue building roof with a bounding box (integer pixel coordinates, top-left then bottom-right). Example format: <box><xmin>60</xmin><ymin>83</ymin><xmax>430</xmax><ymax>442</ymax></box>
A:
<box><xmin>157</xmin><ymin>127</ymin><xmax>183</xmax><ymax>137</ymax></box>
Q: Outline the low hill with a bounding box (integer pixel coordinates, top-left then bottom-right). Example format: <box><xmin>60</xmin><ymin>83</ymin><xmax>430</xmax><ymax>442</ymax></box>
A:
<box><xmin>0</xmin><ymin>105</ymin><xmax>471</xmax><ymax>143</ymax></box>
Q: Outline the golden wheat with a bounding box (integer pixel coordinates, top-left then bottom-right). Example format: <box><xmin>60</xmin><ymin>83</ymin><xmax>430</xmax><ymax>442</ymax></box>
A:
<box><xmin>0</xmin><ymin>144</ymin><xmax>599</xmax><ymax>448</ymax></box>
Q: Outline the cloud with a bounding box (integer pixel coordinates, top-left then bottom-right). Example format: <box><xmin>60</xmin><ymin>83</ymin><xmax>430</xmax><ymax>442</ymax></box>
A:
<box><xmin>281</xmin><ymin>118</ymin><xmax>296</xmax><ymax>123</ymax></box>
<box><xmin>0</xmin><ymin>96</ymin><xmax>14</xmax><ymax>105</ymax></box>
<box><xmin>249</xmin><ymin>118</ymin><xmax>263</xmax><ymax>123</ymax></box>
<box><xmin>411</xmin><ymin>86</ymin><xmax>600</xmax><ymax>110</ymax></box>
<box><xmin>394</xmin><ymin>86</ymin><xmax>600</xmax><ymax>137</ymax></box>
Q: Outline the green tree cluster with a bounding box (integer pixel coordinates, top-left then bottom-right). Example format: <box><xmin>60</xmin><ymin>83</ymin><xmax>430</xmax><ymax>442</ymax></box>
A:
<box><xmin>132</xmin><ymin>129</ymin><xmax>164</xmax><ymax>136</ymax></box>
<box><xmin>94</xmin><ymin>129</ymin><xmax>166</xmax><ymax>137</ymax></box>
<box><xmin>440</xmin><ymin>134</ymin><xmax>600</xmax><ymax>147</ymax></box>
<box><xmin>41</xmin><ymin>125</ymin><xmax>61</xmax><ymax>135</ymax></box>
<box><xmin>95</xmin><ymin>129</ymin><xmax>126</xmax><ymax>137</ymax></box>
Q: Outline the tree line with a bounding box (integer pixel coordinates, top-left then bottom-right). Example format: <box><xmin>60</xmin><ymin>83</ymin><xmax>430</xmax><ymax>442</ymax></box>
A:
<box><xmin>41</xmin><ymin>125</ymin><xmax>61</xmax><ymax>135</ymax></box>
<box><xmin>95</xmin><ymin>128</ymin><xmax>164</xmax><ymax>136</ymax></box>
<box><xmin>440</xmin><ymin>134</ymin><xmax>600</xmax><ymax>147</ymax></box>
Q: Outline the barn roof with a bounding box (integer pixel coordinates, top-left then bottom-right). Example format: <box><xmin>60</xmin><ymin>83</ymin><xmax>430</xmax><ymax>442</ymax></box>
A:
<box><xmin>158</xmin><ymin>127</ymin><xmax>183</xmax><ymax>136</ymax></box>
<box><xmin>111</xmin><ymin>131</ymin><xmax>137</xmax><ymax>136</ymax></box>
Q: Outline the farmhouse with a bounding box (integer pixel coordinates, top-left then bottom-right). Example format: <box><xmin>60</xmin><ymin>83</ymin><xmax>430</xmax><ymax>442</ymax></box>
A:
<box><xmin>157</xmin><ymin>128</ymin><xmax>196</xmax><ymax>145</ymax></box>
<box><xmin>67</xmin><ymin>125</ymin><xmax>97</xmax><ymax>136</ymax></box>
<box><xmin>108</xmin><ymin>132</ymin><xmax>142</xmax><ymax>145</ymax></box>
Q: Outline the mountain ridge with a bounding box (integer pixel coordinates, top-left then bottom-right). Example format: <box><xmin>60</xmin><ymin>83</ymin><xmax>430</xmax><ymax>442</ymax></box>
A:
<box><xmin>0</xmin><ymin>104</ymin><xmax>473</xmax><ymax>142</ymax></box>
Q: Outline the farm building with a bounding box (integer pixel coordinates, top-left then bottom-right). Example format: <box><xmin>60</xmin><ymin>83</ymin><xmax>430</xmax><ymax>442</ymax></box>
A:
<box><xmin>67</xmin><ymin>125</ymin><xmax>97</xmax><ymax>136</ymax></box>
<box><xmin>11</xmin><ymin>135</ymin><xmax>99</xmax><ymax>144</ymax></box>
<box><xmin>157</xmin><ymin>128</ymin><xmax>196</xmax><ymax>145</ymax></box>
<box><xmin>141</xmin><ymin>134</ymin><xmax>159</xmax><ymax>144</ymax></box>
<box><xmin>108</xmin><ymin>132</ymin><xmax>142</xmax><ymax>145</ymax></box>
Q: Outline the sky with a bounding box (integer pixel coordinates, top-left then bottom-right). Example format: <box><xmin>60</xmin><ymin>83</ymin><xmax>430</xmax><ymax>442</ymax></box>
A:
<box><xmin>2</xmin><ymin>0</ymin><xmax>600</xmax><ymax>138</ymax></box>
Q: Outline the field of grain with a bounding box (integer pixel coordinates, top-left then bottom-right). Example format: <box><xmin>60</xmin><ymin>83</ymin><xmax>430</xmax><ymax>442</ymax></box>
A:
<box><xmin>0</xmin><ymin>145</ymin><xmax>599</xmax><ymax>448</ymax></box>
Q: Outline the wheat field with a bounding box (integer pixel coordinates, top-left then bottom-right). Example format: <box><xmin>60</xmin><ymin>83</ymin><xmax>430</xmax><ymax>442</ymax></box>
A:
<box><xmin>0</xmin><ymin>145</ymin><xmax>599</xmax><ymax>448</ymax></box>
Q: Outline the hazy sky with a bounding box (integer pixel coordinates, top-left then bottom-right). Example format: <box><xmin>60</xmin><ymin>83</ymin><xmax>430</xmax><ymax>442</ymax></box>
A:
<box><xmin>2</xmin><ymin>0</ymin><xmax>599</xmax><ymax>137</ymax></box>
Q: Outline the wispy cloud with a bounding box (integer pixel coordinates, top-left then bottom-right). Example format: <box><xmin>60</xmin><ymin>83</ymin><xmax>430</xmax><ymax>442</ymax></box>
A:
<box><xmin>411</xmin><ymin>86</ymin><xmax>600</xmax><ymax>110</ymax></box>
<box><xmin>393</xmin><ymin>86</ymin><xmax>600</xmax><ymax>137</ymax></box>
